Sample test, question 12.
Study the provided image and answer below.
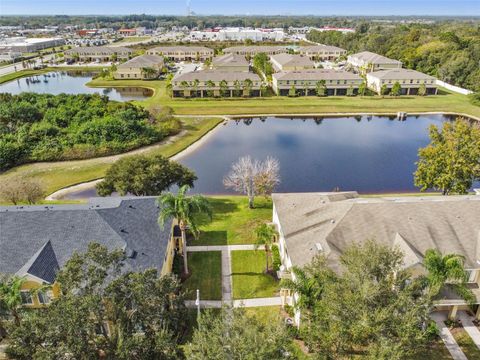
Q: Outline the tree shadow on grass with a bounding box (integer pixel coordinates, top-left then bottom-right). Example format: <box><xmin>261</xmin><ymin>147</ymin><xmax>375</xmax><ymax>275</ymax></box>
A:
<box><xmin>188</xmin><ymin>230</ymin><xmax>228</xmax><ymax>246</ymax></box>
<box><xmin>194</xmin><ymin>197</ymin><xmax>240</xmax><ymax>227</ymax></box>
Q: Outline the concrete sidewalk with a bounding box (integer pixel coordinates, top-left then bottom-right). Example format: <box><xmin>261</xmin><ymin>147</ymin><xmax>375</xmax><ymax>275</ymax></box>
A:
<box><xmin>458</xmin><ymin>311</ymin><xmax>480</xmax><ymax>350</ymax></box>
<box><xmin>185</xmin><ymin>297</ymin><xmax>281</xmax><ymax>309</ymax></box>
<box><xmin>431</xmin><ymin>313</ymin><xmax>468</xmax><ymax>360</ymax></box>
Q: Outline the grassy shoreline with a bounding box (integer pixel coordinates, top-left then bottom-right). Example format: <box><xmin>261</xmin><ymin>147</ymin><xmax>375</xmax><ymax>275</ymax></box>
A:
<box><xmin>86</xmin><ymin>78</ymin><xmax>480</xmax><ymax>118</ymax></box>
<box><xmin>0</xmin><ymin>117</ymin><xmax>223</xmax><ymax>196</ymax></box>
<box><xmin>0</xmin><ymin>66</ymin><xmax>108</xmax><ymax>85</ymax></box>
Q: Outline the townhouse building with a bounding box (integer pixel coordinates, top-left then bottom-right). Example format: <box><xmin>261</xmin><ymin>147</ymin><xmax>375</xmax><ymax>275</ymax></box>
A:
<box><xmin>366</xmin><ymin>68</ymin><xmax>438</xmax><ymax>95</ymax></box>
<box><xmin>146</xmin><ymin>46</ymin><xmax>214</xmax><ymax>62</ymax></box>
<box><xmin>114</xmin><ymin>54</ymin><xmax>164</xmax><ymax>80</ymax></box>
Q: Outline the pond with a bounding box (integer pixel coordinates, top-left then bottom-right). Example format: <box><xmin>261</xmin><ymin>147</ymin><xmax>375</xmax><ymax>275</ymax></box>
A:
<box><xmin>0</xmin><ymin>71</ymin><xmax>153</xmax><ymax>101</ymax></box>
<box><xmin>61</xmin><ymin>114</ymin><xmax>479</xmax><ymax>199</ymax></box>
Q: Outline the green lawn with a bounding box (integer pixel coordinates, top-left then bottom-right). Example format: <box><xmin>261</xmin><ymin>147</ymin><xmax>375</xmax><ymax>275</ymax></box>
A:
<box><xmin>189</xmin><ymin>196</ymin><xmax>273</xmax><ymax>246</ymax></box>
<box><xmin>231</xmin><ymin>250</ymin><xmax>279</xmax><ymax>299</ymax></box>
<box><xmin>86</xmin><ymin>78</ymin><xmax>480</xmax><ymax>119</ymax></box>
<box><xmin>0</xmin><ymin>117</ymin><xmax>222</xmax><ymax>197</ymax></box>
<box><xmin>451</xmin><ymin>326</ymin><xmax>480</xmax><ymax>359</ymax></box>
<box><xmin>182</xmin><ymin>251</ymin><xmax>222</xmax><ymax>301</ymax></box>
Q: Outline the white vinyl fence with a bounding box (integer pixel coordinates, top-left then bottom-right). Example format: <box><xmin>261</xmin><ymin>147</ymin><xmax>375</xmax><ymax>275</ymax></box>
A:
<box><xmin>436</xmin><ymin>80</ymin><xmax>473</xmax><ymax>95</ymax></box>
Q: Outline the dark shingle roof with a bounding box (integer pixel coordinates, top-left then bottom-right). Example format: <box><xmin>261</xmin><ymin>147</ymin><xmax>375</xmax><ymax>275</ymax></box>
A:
<box><xmin>16</xmin><ymin>241</ymin><xmax>60</xmax><ymax>284</ymax></box>
<box><xmin>0</xmin><ymin>197</ymin><xmax>172</xmax><ymax>280</ymax></box>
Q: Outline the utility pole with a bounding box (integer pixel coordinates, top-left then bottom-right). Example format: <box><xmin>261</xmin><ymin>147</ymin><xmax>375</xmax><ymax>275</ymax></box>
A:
<box><xmin>195</xmin><ymin>289</ymin><xmax>200</xmax><ymax>318</ymax></box>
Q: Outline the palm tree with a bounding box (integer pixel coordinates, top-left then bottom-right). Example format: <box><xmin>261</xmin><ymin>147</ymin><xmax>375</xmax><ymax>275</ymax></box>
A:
<box><xmin>0</xmin><ymin>275</ymin><xmax>26</xmax><ymax>327</ymax></box>
<box><xmin>206</xmin><ymin>80</ymin><xmax>215</xmax><ymax>97</ymax></box>
<box><xmin>180</xmin><ymin>80</ymin><xmax>190</xmax><ymax>97</ymax></box>
<box><xmin>219</xmin><ymin>80</ymin><xmax>229</xmax><ymax>97</ymax></box>
<box><xmin>254</xmin><ymin>223</ymin><xmax>278</xmax><ymax>273</ymax></box>
<box><xmin>233</xmin><ymin>80</ymin><xmax>242</xmax><ymax>97</ymax></box>
<box><xmin>243</xmin><ymin>79</ymin><xmax>253</xmax><ymax>97</ymax></box>
<box><xmin>141</xmin><ymin>67</ymin><xmax>158</xmax><ymax>80</ymax></box>
<box><xmin>157</xmin><ymin>185</ymin><xmax>212</xmax><ymax>275</ymax></box>
<box><xmin>423</xmin><ymin>249</ymin><xmax>474</xmax><ymax>303</ymax></box>
<box><xmin>193</xmin><ymin>79</ymin><xmax>200</xmax><ymax>97</ymax></box>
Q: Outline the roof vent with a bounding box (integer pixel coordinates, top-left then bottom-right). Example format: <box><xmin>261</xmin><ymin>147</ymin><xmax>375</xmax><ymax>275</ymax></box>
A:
<box><xmin>315</xmin><ymin>243</ymin><xmax>323</xmax><ymax>252</ymax></box>
<box><xmin>120</xmin><ymin>229</ymin><xmax>128</xmax><ymax>234</ymax></box>
<box><xmin>330</xmin><ymin>219</ymin><xmax>335</xmax><ymax>224</ymax></box>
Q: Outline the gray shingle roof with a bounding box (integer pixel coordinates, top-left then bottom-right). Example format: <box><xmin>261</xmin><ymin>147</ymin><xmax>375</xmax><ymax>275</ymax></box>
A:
<box><xmin>117</xmin><ymin>54</ymin><xmax>164</xmax><ymax>69</ymax></box>
<box><xmin>148</xmin><ymin>46</ymin><xmax>213</xmax><ymax>53</ymax></box>
<box><xmin>273</xmin><ymin>192</ymin><xmax>480</xmax><ymax>271</ymax></box>
<box><xmin>0</xmin><ymin>197</ymin><xmax>172</xmax><ymax>280</ymax></box>
<box><xmin>367</xmin><ymin>68</ymin><xmax>436</xmax><ymax>81</ymax></box>
<box><xmin>212</xmin><ymin>53</ymin><xmax>249</xmax><ymax>67</ymax></box>
<box><xmin>16</xmin><ymin>241</ymin><xmax>60</xmax><ymax>284</ymax></box>
<box><xmin>65</xmin><ymin>46</ymin><xmax>132</xmax><ymax>55</ymax></box>
<box><xmin>299</xmin><ymin>45</ymin><xmax>346</xmax><ymax>53</ymax></box>
<box><xmin>348</xmin><ymin>51</ymin><xmax>402</xmax><ymax>65</ymax></box>
<box><xmin>223</xmin><ymin>46</ymin><xmax>287</xmax><ymax>54</ymax></box>
<box><xmin>173</xmin><ymin>69</ymin><xmax>261</xmax><ymax>82</ymax></box>
<box><xmin>273</xmin><ymin>69</ymin><xmax>362</xmax><ymax>81</ymax></box>
<box><xmin>270</xmin><ymin>54</ymin><xmax>314</xmax><ymax>68</ymax></box>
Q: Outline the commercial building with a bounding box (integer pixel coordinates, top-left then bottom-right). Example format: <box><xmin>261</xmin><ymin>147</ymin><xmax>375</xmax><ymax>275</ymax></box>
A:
<box><xmin>64</xmin><ymin>46</ymin><xmax>132</xmax><ymax>62</ymax></box>
<box><xmin>272</xmin><ymin>192</ymin><xmax>480</xmax><ymax>324</ymax></box>
<box><xmin>172</xmin><ymin>70</ymin><xmax>262</xmax><ymax>97</ymax></box>
<box><xmin>366</xmin><ymin>68</ymin><xmax>438</xmax><ymax>95</ymax></box>
<box><xmin>147</xmin><ymin>46</ymin><xmax>213</xmax><ymax>61</ymax></box>
<box><xmin>189</xmin><ymin>27</ymin><xmax>284</xmax><ymax>42</ymax></box>
<box><xmin>347</xmin><ymin>51</ymin><xmax>402</xmax><ymax>73</ymax></box>
<box><xmin>0</xmin><ymin>197</ymin><xmax>181</xmax><ymax>308</ymax></box>
<box><xmin>297</xmin><ymin>44</ymin><xmax>347</xmax><ymax>61</ymax></box>
<box><xmin>272</xmin><ymin>69</ymin><xmax>362</xmax><ymax>96</ymax></box>
<box><xmin>270</xmin><ymin>53</ymin><xmax>315</xmax><ymax>72</ymax></box>
<box><xmin>114</xmin><ymin>54</ymin><xmax>164</xmax><ymax>80</ymax></box>
<box><xmin>211</xmin><ymin>53</ymin><xmax>250</xmax><ymax>72</ymax></box>
<box><xmin>223</xmin><ymin>46</ymin><xmax>287</xmax><ymax>57</ymax></box>
<box><xmin>0</xmin><ymin>37</ymin><xmax>65</xmax><ymax>53</ymax></box>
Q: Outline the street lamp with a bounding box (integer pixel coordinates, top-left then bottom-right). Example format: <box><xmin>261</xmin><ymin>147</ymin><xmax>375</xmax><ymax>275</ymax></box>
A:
<box><xmin>195</xmin><ymin>289</ymin><xmax>200</xmax><ymax>318</ymax></box>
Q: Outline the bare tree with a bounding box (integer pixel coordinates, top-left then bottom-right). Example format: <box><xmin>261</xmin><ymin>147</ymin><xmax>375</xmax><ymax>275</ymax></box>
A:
<box><xmin>0</xmin><ymin>179</ymin><xmax>23</xmax><ymax>205</ymax></box>
<box><xmin>22</xmin><ymin>180</ymin><xmax>45</xmax><ymax>204</ymax></box>
<box><xmin>223</xmin><ymin>156</ymin><xmax>280</xmax><ymax>208</ymax></box>
<box><xmin>0</xmin><ymin>179</ymin><xmax>45</xmax><ymax>205</ymax></box>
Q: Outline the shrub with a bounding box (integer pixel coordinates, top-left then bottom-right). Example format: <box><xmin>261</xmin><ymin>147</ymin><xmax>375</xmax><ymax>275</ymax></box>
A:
<box><xmin>272</xmin><ymin>244</ymin><xmax>281</xmax><ymax>272</ymax></box>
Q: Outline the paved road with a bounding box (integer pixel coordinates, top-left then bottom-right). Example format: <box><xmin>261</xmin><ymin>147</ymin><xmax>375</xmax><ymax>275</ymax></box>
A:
<box><xmin>0</xmin><ymin>54</ymin><xmax>56</xmax><ymax>76</ymax></box>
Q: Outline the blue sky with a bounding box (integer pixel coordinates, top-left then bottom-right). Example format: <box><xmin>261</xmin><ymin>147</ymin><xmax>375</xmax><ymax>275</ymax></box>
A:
<box><xmin>1</xmin><ymin>0</ymin><xmax>479</xmax><ymax>16</ymax></box>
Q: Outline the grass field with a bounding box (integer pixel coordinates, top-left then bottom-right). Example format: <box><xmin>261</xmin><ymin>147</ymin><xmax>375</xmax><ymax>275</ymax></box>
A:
<box><xmin>450</xmin><ymin>326</ymin><xmax>480</xmax><ymax>359</ymax></box>
<box><xmin>86</xmin><ymin>78</ymin><xmax>480</xmax><ymax>118</ymax></box>
<box><xmin>0</xmin><ymin>117</ymin><xmax>222</xmax><ymax>197</ymax></box>
<box><xmin>182</xmin><ymin>251</ymin><xmax>222</xmax><ymax>300</ymax></box>
<box><xmin>189</xmin><ymin>197</ymin><xmax>273</xmax><ymax>246</ymax></box>
<box><xmin>231</xmin><ymin>250</ymin><xmax>278</xmax><ymax>299</ymax></box>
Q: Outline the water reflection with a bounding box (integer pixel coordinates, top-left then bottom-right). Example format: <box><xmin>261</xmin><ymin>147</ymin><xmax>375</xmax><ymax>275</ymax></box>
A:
<box><xmin>0</xmin><ymin>71</ymin><xmax>153</xmax><ymax>102</ymax></box>
<box><xmin>62</xmin><ymin>114</ymin><xmax>479</xmax><ymax>199</ymax></box>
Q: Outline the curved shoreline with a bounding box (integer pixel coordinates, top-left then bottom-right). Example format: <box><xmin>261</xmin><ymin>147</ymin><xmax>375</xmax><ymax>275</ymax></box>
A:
<box><xmin>46</xmin><ymin>118</ymin><xmax>226</xmax><ymax>200</ymax></box>
<box><xmin>44</xmin><ymin>111</ymin><xmax>476</xmax><ymax>200</ymax></box>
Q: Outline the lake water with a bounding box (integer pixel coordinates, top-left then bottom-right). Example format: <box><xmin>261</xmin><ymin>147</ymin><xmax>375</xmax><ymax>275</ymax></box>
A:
<box><xmin>62</xmin><ymin>114</ymin><xmax>479</xmax><ymax>199</ymax></box>
<box><xmin>0</xmin><ymin>71</ymin><xmax>153</xmax><ymax>101</ymax></box>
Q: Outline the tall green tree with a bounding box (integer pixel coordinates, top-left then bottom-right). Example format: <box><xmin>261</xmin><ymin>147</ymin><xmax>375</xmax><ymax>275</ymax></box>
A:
<box><xmin>6</xmin><ymin>243</ymin><xmax>186</xmax><ymax>360</ymax></box>
<box><xmin>414</xmin><ymin>119</ymin><xmax>480</xmax><ymax>195</ymax></box>
<box><xmin>157</xmin><ymin>185</ymin><xmax>212</xmax><ymax>275</ymax></box>
<box><xmin>97</xmin><ymin>154</ymin><xmax>197</xmax><ymax>196</ymax></box>
<box><xmin>0</xmin><ymin>275</ymin><xmax>26</xmax><ymax>328</ymax></box>
<box><xmin>206</xmin><ymin>80</ymin><xmax>215</xmax><ymax>97</ymax></box>
<box><xmin>423</xmin><ymin>249</ymin><xmax>474</xmax><ymax>304</ymax></box>
<box><xmin>219</xmin><ymin>79</ymin><xmax>229</xmax><ymax>97</ymax></box>
<box><xmin>141</xmin><ymin>66</ymin><xmax>158</xmax><ymax>79</ymax></box>
<box><xmin>285</xmin><ymin>240</ymin><xmax>434</xmax><ymax>360</ymax></box>
<box><xmin>390</xmin><ymin>81</ymin><xmax>402</xmax><ymax>96</ymax></box>
<box><xmin>184</xmin><ymin>307</ymin><xmax>291</xmax><ymax>359</ymax></box>
<box><xmin>418</xmin><ymin>83</ymin><xmax>427</xmax><ymax>96</ymax></box>
<box><xmin>253</xmin><ymin>223</ymin><xmax>278</xmax><ymax>272</ymax></box>
<box><xmin>243</xmin><ymin>79</ymin><xmax>253</xmax><ymax>97</ymax></box>
<box><xmin>315</xmin><ymin>80</ymin><xmax>327</xmax><ymax>97</ymax></box>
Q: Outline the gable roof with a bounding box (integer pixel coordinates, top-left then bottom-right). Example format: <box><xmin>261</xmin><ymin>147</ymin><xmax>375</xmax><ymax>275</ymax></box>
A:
<box><xmin>148</xmin><ymin>46</ymin><xmax>213</xmax><ymax>53</ymax></box>
<box><xmin>270</xmin><ymin>54</ymin><xmax>314</xmax><ymax>69</ymax></box>
<box><xmin>273</xmin><ymin>192</ymin><xmax>480</xmax><ymax>272</ymax></box>
<box><xmin>223</xmin><ymin>46</ymin><xmax>287</xmax><ymax>54</ymax></box>
<box><xmin>173</xmin><ymin>69</ymin><xmax>261</xmax><ymax>82</ymax></box>
<box><xmin>273</xmin><ymin>69</ymin><xmax>362</xmax><ymax>81</ymax></box>
<box><xmin>299</xmin><ymin>44</ymin><xmax>346</xmax><ymax>53</ymax></box>
<box><xmin>0</xmin><ymin>197</ymin><xmax>172</xmax><ymax>281</ymax></box>
<box><xmin>367</xmin><ymin>68</ymin><xmax>436</xmax><ymax>81</ymax></box>
<box><xmin>117</xmin><ymin>54</ymin><xmax>164</xmax><ymax>69</ymax></box>
<box><xmin>212</xmin><ymin>53</ymin><xmax>249</xmax><ymax>68</ymax></box>
<box><xmin>65</xmin><ymin>46</ymin><xmax>132</xmax><ymax>55</ymax></box>
<box><xmin>348</xmin><ymin>51</ymin><xmax>402</xmax><ymax>66</ymax></box>
<box><xmin>16</xmin><ymin>241</ymin><xmax>60</xmax><ymax>284</ymax></box>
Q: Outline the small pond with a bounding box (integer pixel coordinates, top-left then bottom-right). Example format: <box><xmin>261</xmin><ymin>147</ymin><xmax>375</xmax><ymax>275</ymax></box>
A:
<box><xmin>61</xmin><ymin>114</ymin><xmax>479</xmax><ymax>199</ymax></box>
<box><xmin>0</xmin><ymin>71</ymin><xmax>153</xmax><ymax>101</ymax></box>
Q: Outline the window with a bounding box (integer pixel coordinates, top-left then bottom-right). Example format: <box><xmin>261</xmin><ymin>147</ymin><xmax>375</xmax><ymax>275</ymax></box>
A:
<box><xmin>20</xmin><ymin>291</ymin><xmax>33</xmax><ymax>305</ymax></box>
<box><xmin>38</xmin><ymin>291</ymin><xmax>52</xmax><ymax>305</ymax></box>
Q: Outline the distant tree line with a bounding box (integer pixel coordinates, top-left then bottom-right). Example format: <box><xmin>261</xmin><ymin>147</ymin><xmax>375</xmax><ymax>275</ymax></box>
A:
<box><xmin>0</xmin><ymin>93</ymin><xmax>180</xmax><ymax>171</ymax></box>
<box><xmin>307</xmin><ymin>22</ymin><xmax>480</xmax><ymax>92</ymax></box>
